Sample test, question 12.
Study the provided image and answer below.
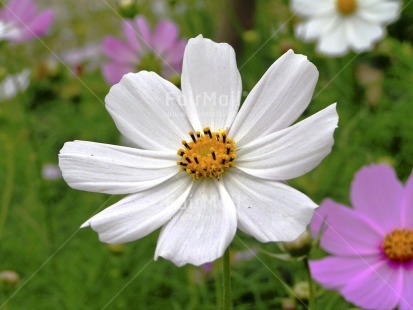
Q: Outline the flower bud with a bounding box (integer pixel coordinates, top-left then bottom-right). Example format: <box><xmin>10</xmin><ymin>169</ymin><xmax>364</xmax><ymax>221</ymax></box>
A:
<box><xmin>293</xmin><ymin>281</ymin><xmax>310</xmax><ymax>301</ymax></box>
<box><xmin>282</xmin><ymin>231</ymin><xmax>313</xmax><ymax>257</ymax></box>
<box><xmin>118</xmin><ymin>0</ymin><xmax>139</xmax><ymax>19</ymax></box>
<box><xmin>0</xmin><ymin>270</ymin><xmax>20</xmax><ymax>286</ymax></box>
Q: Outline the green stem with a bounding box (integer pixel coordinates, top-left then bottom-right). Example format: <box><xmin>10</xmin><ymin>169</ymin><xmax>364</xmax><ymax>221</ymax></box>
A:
<box><xmin>0</xmin><ymin>140</ymin><xmax>14</xmax><ymax>240</ymax></box>
<box><xmin>304</xmin><ymin>258</ymin><xmax>316</xmax><ymax>310</ymax></box>
<box><xmin>222</xmin><ymin>247</ymin><xmax>232</xmax><ymax>310</ymax></box>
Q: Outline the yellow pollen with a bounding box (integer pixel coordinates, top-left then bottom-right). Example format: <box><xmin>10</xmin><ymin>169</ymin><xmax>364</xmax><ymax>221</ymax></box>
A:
<box><xmin>382</xmin><ymin>229</ymin><xmax>413</xmax><ymax>262</ymax></box>
<box><xmin>177</xmin><ymin>127</ymin><xmax>236</xmax><ymax>180</ymax></box>
<box><xmin>336</xmin><ymin>0</ymin><xmax>357</xmax><ymax>15</ymax></box>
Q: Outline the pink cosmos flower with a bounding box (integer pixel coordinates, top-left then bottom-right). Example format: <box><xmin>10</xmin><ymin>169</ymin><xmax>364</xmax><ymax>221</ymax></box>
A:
<box><xmin>310</xmin><ymin>164</ymin><xmax>413</xmax><ymax>310</ymax></box>
<box><xmin>0</xmin><ymin>0</ymin><xmax>54</xmax><ymax>42</ymax></box>
<box><xmin>102</xmin><ymin>15</ymin><xmax>186</xmax><ymax>85</ymax></box>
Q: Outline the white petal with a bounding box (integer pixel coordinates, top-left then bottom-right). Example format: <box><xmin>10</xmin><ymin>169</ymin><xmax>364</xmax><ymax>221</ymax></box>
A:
<box><xmin>236</xmin><ymin>104</ymin><xmax>338</xmax><ymax>181</ymax></box>
<box><xmin>317</xmin><ymin>18</ymin><xmax>350</xmax><ymax>56</ymax></box>
<box><xmin>223</xmin><ymin>169</ymin><xmax>317</xmax><ymax>242</ymax></box>
<box><xmin>181</xmin><ymin>35</ymin><xmax>242</xmax><ymax>132</ymax></box>
<box><xmin>0</xmin><ymin>69</ymin><xmax>30</xmax><ymax>100</ymax></box>
<box><xmin>291</xmin><ymin>0</ymin><xmax>335</xmax><ymax>17</ymax></box>
<box><xmin>81</xmin><ymin>173</ymin><xmax>193</xmax><ymax>243</ymax></box>
<box><xmin>59</xmin><ymin>140</ymin><xmax>179</xmax><ymax>194</ymax></box>
<box><xmin>230</xmin><ymin>50</ymin><xmax>319</xmax><ymax>146</ymax></box>
<box><xmin>358</xmin><ymin>1</ymin><xmax>401</xmax><ymax>24</ymax></box>
<box><xmin>295</xmin><ymin>16</ymin><xmax>336</xmax><ymax>42</ymax></box>
<box><xmin>105</xmin><ymin>71</ymin><xmax>193</xmax><ymax>151</ymax></box>
<box><xmin>345</xmin><ymin>16</ymin><xmax>384</xmax><ymax>51</ymax></box>
<box><xmin>155</xmin><ymin>179</ymin><xmax>237</xmax><ymax>266</ymax></box>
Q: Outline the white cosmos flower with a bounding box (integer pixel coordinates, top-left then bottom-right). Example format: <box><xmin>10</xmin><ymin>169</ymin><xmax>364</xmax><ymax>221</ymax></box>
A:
<box><xmin>58</xmin><ymin>35</ymin><xmax>338</xmax><ymax>267</ymax></box>
<box><xmin>0</xmin><ymin>69</ymin><xmax>30</xmax><ymax>101</ymax></box>
<box><xmin>0</xmin><ymin>20</ymin><xmax>21</xmax><ymax>41</ymax></box>
<box><xmin>291</xmin><ymin>0</ymin><xmax>401</xmax><ymax>56</ymax></box>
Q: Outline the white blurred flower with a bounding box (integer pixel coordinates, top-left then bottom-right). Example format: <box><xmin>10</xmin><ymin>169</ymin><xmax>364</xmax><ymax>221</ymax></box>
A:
<box><xmin>0</xmin><ymin>20</ymin><xmax>21</xmax><ymax>41</ymax></box>
<box><xmin>291</xmin><ymin>0</ymin><xmax>401</xmax><ymax>56</ymax></box>
<box><xmin>0</xmin><ymin>69</ymin><xmax>30</xmax><ymax>101</ymax></box>
<box><xmin>42</xmin><ymin>164</ymin><xmax>62</xmax><ymax>180</ymax></box>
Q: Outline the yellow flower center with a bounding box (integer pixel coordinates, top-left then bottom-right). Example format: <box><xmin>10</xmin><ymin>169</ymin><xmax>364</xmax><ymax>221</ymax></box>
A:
<box><xmin>177</xmin><ymin>127</ymin><xmax>236</xmax><ymax>180</ymax></box>
<box><xmin>382</xmin><ymin>229</ymin><xmax>413</xmax><ymax>262</ymax></box>
<box><xmin>336</xmin><ymin>0</ymin><xmax>357</xmax><ymax>15</ymax></box>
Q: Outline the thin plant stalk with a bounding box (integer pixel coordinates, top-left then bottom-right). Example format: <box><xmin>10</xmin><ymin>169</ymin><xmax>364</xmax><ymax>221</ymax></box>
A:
<box><xmin>222</xmin><ymin>247</ymin><xmax>232</xmax><ymax>310</ymax></box>
<box><xmin>0</xmin><ymin>141</ymin><xmax>14</xmax><ymax>240</ymax></box>
<box><xmin>304</xmin><ymin>257</ymin><xmax>316</xmax><ymax>310</ymax></box>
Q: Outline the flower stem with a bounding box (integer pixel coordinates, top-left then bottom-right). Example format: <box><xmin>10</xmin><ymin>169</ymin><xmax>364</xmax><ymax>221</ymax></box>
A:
<box><xmin>222</xmin><ymin>247</ymin><xmax>232</xmax><ymax>310</ymax></box>
<box><xmin>304</xmin><ymin>258</ymin><xmax>316</xmax><ymax>310</ymax></box>
<box><xmin>0</xmin><ymin>141</ymin><xmax>14</xmax><ymax>240</ymax></box>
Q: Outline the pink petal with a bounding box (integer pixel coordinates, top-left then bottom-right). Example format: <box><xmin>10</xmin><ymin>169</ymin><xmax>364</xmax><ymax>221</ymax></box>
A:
<box><xmin>122</xmin><ymin>20</ymin><xmax>140</xmax><ymax>52</ymax></box>
<box><xmin>161</xmin><ymin>40</ymin><xmax>186</xmax><ymax>77</ymax></box>
<box><xmin>402</xmin><ymin>169</ymin><xmax>413</xmax><ymax>228</ymax></box>
<box><xmin>102</xmin><ymin>36</ymin><xmax>137</xmax><ymax>64</ymax></box>
<box><xmin>311</xmin><ymin>199</ymin><xmax>384</xmax><ymax>256</ymax></box>
<box><xmin>165</xmin><ymin>39</ymin><xmax>186</xmax><ymax>67</ymax></box>
<box><xmin>152</xmin><ymin>20</ymin><xmax>179</xmax><ymax>53</ymax></box>
<box><xmin>102</xmin><ymin>63</ymin><xmax>133</xmax><ymax>85</ymax></box>
<box><xmin>399</xmin><ymin>269</ymin><xmax>413</xmax><ymax>310</ymax></box>
<box><xmin>310</xmin><ymin>255</ymin><xmax>382</xmax><ymax>290</ymax></box>
<box><xmin>350</xmin><ymin>164</ymin><xmax>403</xmax><ymax>232</ymax></box>
<box><xmin>135</xmin><ymin>16</ymin><xmax>152</xmax><ymax>47</ymax></box>
<box><xmin>341</xmin><ymin>262</ymin><xmax>403</xmax><ymax>310</ymax></box>
<box><xmin>4</xmin><ymin>0</ymin><xmax>36</xmax><ymax>22</ymax></box>
<box><xmin>21</xmin><ymin>9</ymin><xmax>53</xmax><ymax>39</ymax></box>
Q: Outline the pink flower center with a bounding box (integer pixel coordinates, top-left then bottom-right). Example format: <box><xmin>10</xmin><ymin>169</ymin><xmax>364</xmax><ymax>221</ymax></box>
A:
<box><xmin>177</xmin><ymin>127</ymin><xmax>237</xmax><ymax>180</ymax></box>
<box><xmin>382</xmin><ymin>229</ymin><xmax>413</xmax><ymax>262</ymax></box>
<box><xmin>336</xmin><ymin>0</ymin><xmax>357</xmax><ymax>15</ymax></box>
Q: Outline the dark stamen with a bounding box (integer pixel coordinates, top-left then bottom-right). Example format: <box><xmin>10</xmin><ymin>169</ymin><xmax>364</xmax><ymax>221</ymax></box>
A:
<box><xmin>182</xmin><ymin>141</ymin><xmax>191</xmax><ymax>149</ymax></box>
<box><xmin>194</xmin><ymin>156</ymin><xmax>199</xmax><ymax>164</ymax></box>
<box><xmin>223</xmin><ymin>135</ymin><xmax>227</xmax><ymax>143</ymax></box>
<box><xmin>185</xmin><ymin>157</ymin><xmax>192</xmax><ymax>163</ymax></box>
<box><xmin>196</xmin><ymin>131</ymin><xmax>201</xmax><ymax>138</ymax></box>
<box><xmin>221</xmin><ymin>159</ymin><xmax>226</xmax><ymax>164</ymax></box>
<box><xmin>180</xmin><ymin>162</ymin><xmax>187</xmax><ymax>166</ymax></box>
<box><xmin>203</xmin><ymin>128</ymin><xmax>212</xmax><ymax>138</ymax></box>
<box><xmin>189</xmin><ymin>131</ymin><xmax>197</xmax><ymax>143</ymax></box>
<box><xmin>229</xmin><ymin>157</ymin><xmax>234</xmax><ymax>162</ymax></box>
<box><xmin>226</xmin><ymin>147</ymin><xmax>230</xmax><ymax>155</ymax></box>
<box><xmin>212</xmin><ymin>151</ymin><xmax>216</xmax><ymax>160</ymax></box>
